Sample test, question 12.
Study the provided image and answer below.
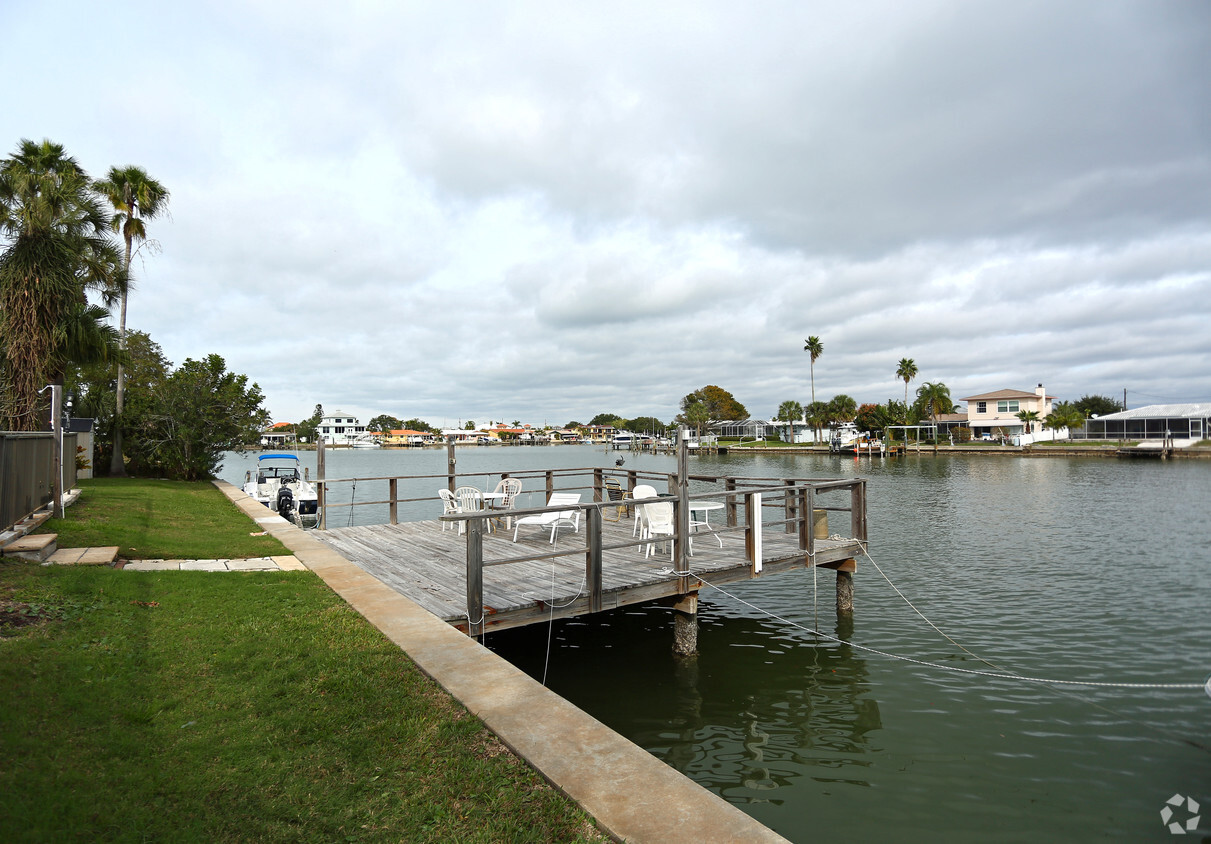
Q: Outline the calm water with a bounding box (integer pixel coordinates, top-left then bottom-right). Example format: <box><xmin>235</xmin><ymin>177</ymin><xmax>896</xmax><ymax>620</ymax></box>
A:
<box><xmin>220</xmin><ymin>447</ymin><xmax>1211</xmax><ymax>842</ymax></box>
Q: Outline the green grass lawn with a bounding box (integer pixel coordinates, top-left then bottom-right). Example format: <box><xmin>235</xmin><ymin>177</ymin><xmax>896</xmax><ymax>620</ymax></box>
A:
<box><xmin>0</xmin><ymin>562</ymin><xmax>603</xmax><ymax>842</ymax></box>
<box><xmin>36</xmin><ymin>478</ymin><xmax>290</xmax><ymax>559</ymax></box>
<box><xmin>6</xmin><ymin>478</ymin><xmax>605</xmax><ymax>842</ymax></box>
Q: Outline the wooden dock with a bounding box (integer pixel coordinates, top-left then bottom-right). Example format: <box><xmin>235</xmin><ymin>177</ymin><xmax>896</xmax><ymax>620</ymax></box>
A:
<box><xmin>313</xmin><ymin>507</ymin><xmax>864</xmax><ymax>635</ymax></box>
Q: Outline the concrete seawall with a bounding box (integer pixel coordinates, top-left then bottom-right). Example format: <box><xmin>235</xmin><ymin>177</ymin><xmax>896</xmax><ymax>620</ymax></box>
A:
<box><xmin>214</xmin><ymin>480</ymin><xmax>789</xmax><ymax>844</ymax></box>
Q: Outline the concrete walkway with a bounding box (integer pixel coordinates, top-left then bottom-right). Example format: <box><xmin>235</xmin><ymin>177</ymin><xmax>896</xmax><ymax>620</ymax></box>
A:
<box><xmin>212</xmin><ymin>480</ymin><xmax>790</xmax><ymax>844</ymax></box>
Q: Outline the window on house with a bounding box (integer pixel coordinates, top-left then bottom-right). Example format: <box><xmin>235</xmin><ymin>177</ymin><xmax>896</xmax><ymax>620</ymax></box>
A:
<box><xmin>997</xmin><ymin>400</ymin><xmax>1019</xmax><ymax>413</ymax></box>
<box><xmin>977</xmin><ymin>401</ymin><xmax>987</xmax><ymax>413</ymax></box>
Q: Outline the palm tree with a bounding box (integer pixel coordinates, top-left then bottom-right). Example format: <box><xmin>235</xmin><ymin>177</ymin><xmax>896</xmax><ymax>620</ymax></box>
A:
<box><xmin>94</xmin><ymin>166</ymin><xmax>169</xmax><ymax>475</ymax></box>
<box><xmin>1016</xmin><ymin>409</ymin><xmax>1041</xmax><ymax>436</ymax></box>
<box><xmin>0</xmin><ymin>139</ymin><xmax>125</xmax><ymax>431</ymax></box>
<box><xmin>776</xmin><ymin>400</ymin><xmax>803</xmax><ymax>442</ymax></box>
<box><xmin>915</xmin><ymin>381</ymin><xmax>952</xmax><ymax>453</ymax></box>
<box><xmin>805</xmin><ymin>401</ymin><xmax>829</xmax><ymax>443</ymax></box>
<box><xmin>896</xmin><ymin>358</ymin><xmax>918</xmax><ymax>415</ymax></box>
<box><xmin>803</xmin><ymin>336</ymin><xmax>823</xmax><ymax>409</ymax></box>
<box><xmin>828</xmin><ymin>394</ymin><xmax>858</xmax><ymax>423</ymax></box>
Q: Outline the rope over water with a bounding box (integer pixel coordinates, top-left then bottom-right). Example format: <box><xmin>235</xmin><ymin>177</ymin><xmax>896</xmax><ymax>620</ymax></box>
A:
<box><xmin>661</xmin><ymin>548</ymin><xmax>1207</xmax><ymax>692</ymax></box>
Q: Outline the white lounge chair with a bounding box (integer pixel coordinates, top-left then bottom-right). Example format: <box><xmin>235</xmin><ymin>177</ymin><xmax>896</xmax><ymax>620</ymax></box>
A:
<box><xmin>513</xmin><ymin>493</ymin><xmax>581</xmax><ymax>545</ymax></box>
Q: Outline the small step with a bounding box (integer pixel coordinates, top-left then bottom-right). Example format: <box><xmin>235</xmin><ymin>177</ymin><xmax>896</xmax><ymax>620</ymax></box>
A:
<box><xmin>1</xmin><ymin>533</ymin><xmax>58</xmax><ymax>562</ymax></box>
<box><xmin>48</xmin><ymin>546</ymin><xmax>120</xmax><ymax>566</ymax></box>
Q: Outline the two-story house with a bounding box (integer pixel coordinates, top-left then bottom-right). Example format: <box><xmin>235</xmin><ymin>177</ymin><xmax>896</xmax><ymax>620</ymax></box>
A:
<box><xmin>960</xmin><ymin>384</ymin><xmax>1057</xmax><ymax>443</ymax></box>
<box><xmin>318</xmin><ymin>411</ymin><xmax>368</xmax><ymax>445</ymax></box>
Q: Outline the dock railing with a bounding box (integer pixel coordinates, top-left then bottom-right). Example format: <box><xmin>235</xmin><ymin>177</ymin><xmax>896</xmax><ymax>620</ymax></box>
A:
<box><xmin>313</xmin><ymin>434</ymin><xmax>867</xmax><ymax>636</ymax></box>
<box><xmin>441</xmin><ymin>474</ymin><xmax>866</xmax><ymax>636</ymax></box>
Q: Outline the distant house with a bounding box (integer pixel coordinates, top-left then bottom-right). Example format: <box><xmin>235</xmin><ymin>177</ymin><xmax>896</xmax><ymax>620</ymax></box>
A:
<box><xmin>260</xmin><ymin>421</ymin><xmax>295</xmax><ymax>448</ymax></box>
<box><xmin>1081</xmin><ymin>404</ymin><xmax>1211</xmax><ymax>443</ymax></box>
<box><xmin>384</xmin><ymin>429</ymin><xmax>435</xmax><ymax>446</ymax></box>
<box><xmin>961</xmin><ymin>384</ymin><xmax>1058</xmax><ymax>443</ymax></box>
<box><xmin>583</xmin><ymin>425</ymin><xmax>616</xmax><ymax>443</ymax></box>
<box><xmin>318</xmin><ymin>411</ymin><xmax>368</xmax><ymax>445</ymax></box>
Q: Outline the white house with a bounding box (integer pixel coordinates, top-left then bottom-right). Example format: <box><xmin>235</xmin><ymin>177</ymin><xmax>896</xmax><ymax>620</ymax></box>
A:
<box><xmin>318</xmin><ymin>411</ymin><xmax>368</xmax><ymax>445</ymax></box>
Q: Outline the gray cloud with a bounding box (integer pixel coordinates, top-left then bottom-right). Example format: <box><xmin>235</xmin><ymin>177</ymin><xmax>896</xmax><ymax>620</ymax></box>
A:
<box><xmin>3</xmin><ymin>0</ymin><xmax>1209</xmax><ymax>426</ymax></box>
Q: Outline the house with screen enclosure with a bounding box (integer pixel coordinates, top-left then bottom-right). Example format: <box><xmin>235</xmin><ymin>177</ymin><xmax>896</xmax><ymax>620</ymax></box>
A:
<box><xmin>1080</xmin><ymin>403</ymin><xmax>1211</xmax><ymax>444</ymax></box>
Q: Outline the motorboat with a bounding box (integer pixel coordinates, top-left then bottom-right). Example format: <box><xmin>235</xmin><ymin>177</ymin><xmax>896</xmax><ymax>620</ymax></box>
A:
<box><xmin>829</xmin><ymin>422</ymin><xmax>885</xmax><ymax>455</ymax></box>
<box><xmin>349</xmin><ymin>434</ymin><xmax>381</xmax><ymax>448</ymax></box>
<box><xmin>243</xmin><ymin>453</ymin><xmax>320</xmax><ymax>526</ymax></box>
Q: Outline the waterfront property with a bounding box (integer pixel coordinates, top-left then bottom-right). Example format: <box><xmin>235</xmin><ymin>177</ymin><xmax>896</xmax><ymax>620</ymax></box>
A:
<box><xmin>308</xmin><ymin>438</ymin><xmax>867</xmax><ymax>646</ymax></box>
<box><xmin>317</xmin><ymin>410</ymin><xmax>370</xmax><ymax>446</ymax></box>
<box><xmin>961</xmin><ymin>383</ymin><xmax>1060</xmax><ymax>442</ymax></box>
<box><xmin>1081</xmin><ymin>403</ymin><xmax>1211</xmax><ymax>444</ymax></box>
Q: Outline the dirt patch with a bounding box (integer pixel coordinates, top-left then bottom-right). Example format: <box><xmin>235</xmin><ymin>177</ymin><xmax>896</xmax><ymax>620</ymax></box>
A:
<box><xmin>0</xmin><ymin>600</ymin><xmax>44</xmax><ymax>631</ymax></box>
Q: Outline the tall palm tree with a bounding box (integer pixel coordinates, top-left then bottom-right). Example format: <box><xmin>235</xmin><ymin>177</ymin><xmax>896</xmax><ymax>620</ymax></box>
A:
<box><xmin>896</xmin><ymin>358</ymin><xmax>918</xmax><ymax>415</ymax></box>
<box><xmin>803</xmin><ymin>336</ymin><xmax>823</xmax><ymax>409</ymax></box>
<box><xmin>0</xmin><ymin>139</ymin><xmax>125</xmax><ymax>431</ymax></box>
<box><xmin>915</xmin><ymin>381</ymin><xmax>952</xmax><ymax>453</ymax></box>
<box><xmin>94</xmin><ymin>166</ymin><xmax>169</xmax><ymax>474</ymax></box>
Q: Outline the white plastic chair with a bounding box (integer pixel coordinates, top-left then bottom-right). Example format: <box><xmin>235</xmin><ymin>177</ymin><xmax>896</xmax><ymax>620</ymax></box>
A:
<box><xmin>640</xmin><ymin>497</ymin><xmax>676</xmax><ymax>560</ymax></box>
<box><xmin>437</xmin><ymin>489</ymin><xmax>459</xmax><ymax>532</ymax></box>
<box><xmin>454</xmin><ymin>486</ymin><xmax>489</xmax><ymax>533</ymax></box>
<box><xmin>630</xmin><ymin>484</ymin><xmax>658</xmax><ymax>539</ymax></box>
<box><xmin>489</xmin><ymin>477</ymin><xmax>523</xmax><ymax>530</ymax></box>
<box><xmin>512</xmin><ymin>493</ymin><xmax>581</xmax><ymax>545</ymax></box>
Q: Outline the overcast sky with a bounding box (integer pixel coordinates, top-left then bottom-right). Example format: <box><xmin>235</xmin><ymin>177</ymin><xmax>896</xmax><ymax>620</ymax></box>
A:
<box><xmin>4</xmin><ymin>1</ymin><xmax>1209</xmax><ymax>426</ymax></box>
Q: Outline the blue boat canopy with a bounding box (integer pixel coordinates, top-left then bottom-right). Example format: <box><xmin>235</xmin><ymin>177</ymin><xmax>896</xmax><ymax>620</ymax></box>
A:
<box><xmin>259</xmin><ymin>453</ymin><xmax>302</xmax><ymax>462</ymax></box>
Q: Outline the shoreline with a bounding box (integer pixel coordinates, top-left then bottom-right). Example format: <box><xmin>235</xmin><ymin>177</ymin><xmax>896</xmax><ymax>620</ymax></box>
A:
<box><xmin>725</xmin><ymin>445</ymin><xmax>1211</xmax><ymax>459</ymax></box>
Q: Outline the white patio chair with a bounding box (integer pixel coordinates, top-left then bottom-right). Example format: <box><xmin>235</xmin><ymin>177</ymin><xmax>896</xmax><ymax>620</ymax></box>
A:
<box><xmin>512</xmin><ymin>493</ymin><xmax>581</xmax><ymax>545</ymax></box>
<box><xmin>489</xmin><ymin>477</ymin><xmax>523</xmax><ymax>530</ymax></box>
<box><xmin>630</xmin><ymin>484</ymin><xmax>658</xmax><ymax>538</ymax></box>
<box><xmin>454</xmin><ymin>486</ymin><xmax>489</xmax><ymax>533</ymax></box>
<box><xmin>640</xmin><ymin>497</ymin><xmax>677</xmax><ymax>560</ymax></box>
<box><xmin>437</xmin><ymin>489</ymin><xmax>459</xmax><ymax>532</ymax></box>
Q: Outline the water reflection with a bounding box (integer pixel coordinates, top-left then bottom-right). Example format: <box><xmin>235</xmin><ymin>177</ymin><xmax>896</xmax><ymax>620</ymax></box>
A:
<box><xmin>488</xmin><ymin>602</ymin><xmax>884</xmax><ymax>802</ymax></box>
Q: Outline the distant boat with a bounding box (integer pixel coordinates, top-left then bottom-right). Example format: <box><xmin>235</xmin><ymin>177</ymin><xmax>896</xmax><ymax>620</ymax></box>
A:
<box><xmin>349</xmin><ymin>435</ymin><xmax>381</xmax><ymax>448</ymax></box>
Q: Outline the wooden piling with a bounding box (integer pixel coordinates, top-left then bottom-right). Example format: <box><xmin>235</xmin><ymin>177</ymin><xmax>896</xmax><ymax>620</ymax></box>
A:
<box><xmin>671</xmin><ymin>593</ymin><xmax>698</xmax><ymax>656</ymax></box>
<box><xmin>836</xmin><ymin>570</ymin><xmax>854</xmax><ymax>614</ymax></box>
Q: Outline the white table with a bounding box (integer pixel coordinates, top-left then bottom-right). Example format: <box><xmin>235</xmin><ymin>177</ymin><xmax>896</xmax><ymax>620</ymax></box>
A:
<box><xmin>688</xmin><ymin>500</ymin><xmax>724</xmax><ymax>548</ymax></box>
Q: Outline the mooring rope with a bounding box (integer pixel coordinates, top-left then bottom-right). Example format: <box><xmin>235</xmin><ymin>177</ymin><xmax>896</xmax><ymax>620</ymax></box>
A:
<box><xmin>679</xmin><ymin>569</ymin><xmax>1205</xmax><ymax>692</ymax></box>
<box><xmin>541</xmin><ymin>558</ymin><xmax>587</xmax><ymax>687</ymax></box>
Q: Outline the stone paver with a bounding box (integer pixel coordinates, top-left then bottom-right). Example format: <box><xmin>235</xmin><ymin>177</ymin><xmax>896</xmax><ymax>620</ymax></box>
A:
<box><xmin>180</xmin><ymin>559</ymin><xmax>229</xmax><ymax>571</ymax></box>
<box><xmin>118</xmin><ymin>555</ymin><xmax>304</xmax><ymax>572</ymax></box>
<box><xmin>124</xmin><ymin>560</ymin><xmax>180</xmax><ymax>571</ymax></box>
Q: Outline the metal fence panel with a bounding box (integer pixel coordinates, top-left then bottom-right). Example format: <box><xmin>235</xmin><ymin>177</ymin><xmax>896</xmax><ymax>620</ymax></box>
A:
<box><xmin>0</xmin><ymin>432</ymin><xmax>76</xmax><ymax>532</ymax></box>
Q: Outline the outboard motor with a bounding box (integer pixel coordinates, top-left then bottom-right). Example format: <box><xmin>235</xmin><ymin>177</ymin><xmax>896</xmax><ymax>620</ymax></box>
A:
<box><xmin>276</xmin><ymin>485</ymin><xmax>295</xmax><ymax>522</ymax></box>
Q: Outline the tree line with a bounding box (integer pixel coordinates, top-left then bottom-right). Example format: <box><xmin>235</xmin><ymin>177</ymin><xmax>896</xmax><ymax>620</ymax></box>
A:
<box><xmin>1</xmin><ymin>138</ymin><xmax>267</xmax><ymax>480</ymax></box>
